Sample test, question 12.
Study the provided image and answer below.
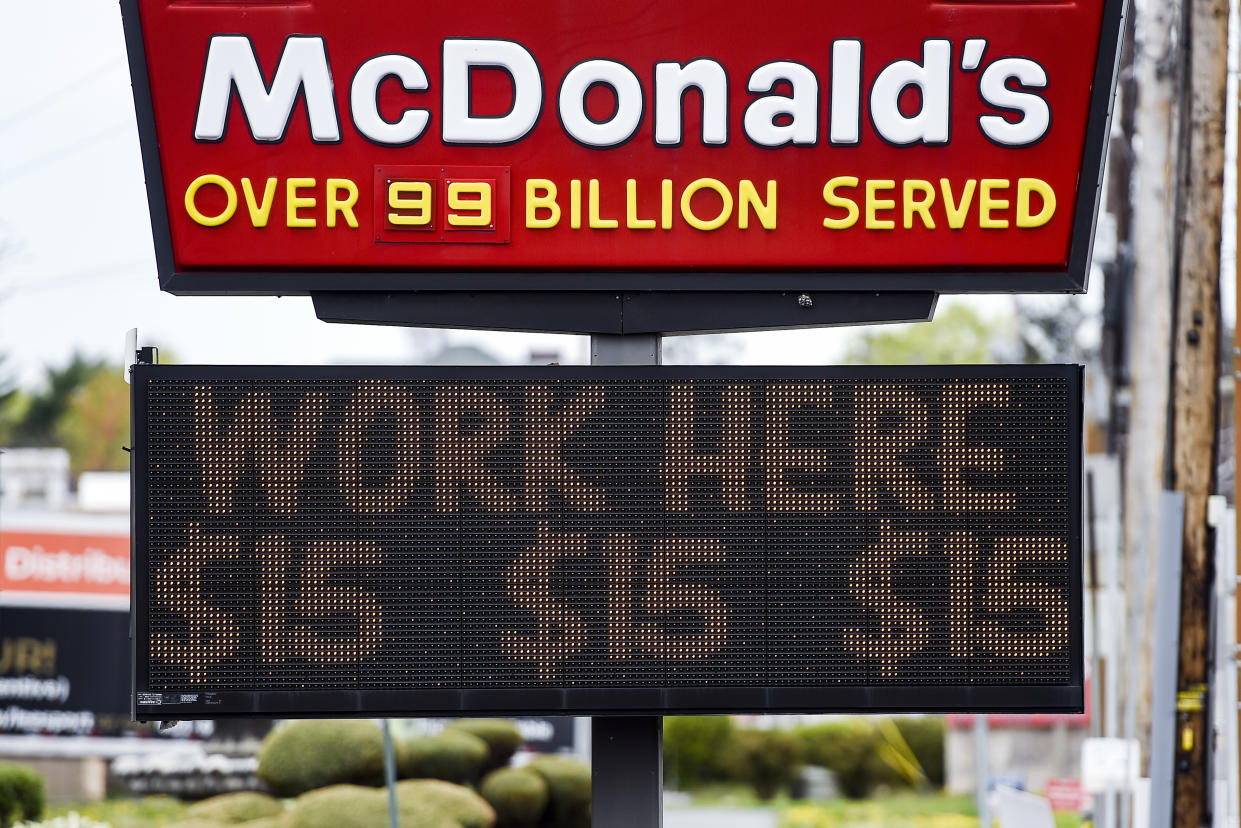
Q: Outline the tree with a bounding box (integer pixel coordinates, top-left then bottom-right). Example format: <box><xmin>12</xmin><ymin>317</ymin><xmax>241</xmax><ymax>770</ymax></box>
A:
<box><xmin>54</xmin><ymin>366</ymin><xmax>130</xmax><ymax>478</ymax></box>
<box><xmin>842</xmin><ymin>302</ymin><xmax>1012</xmax><ymax>365</ymax></box>
<box><xmin>1014</xmin><ymin>295</ymin><xmax>1098</xmax><ymax>364</ymax></box>
<box><xmin>12</xmin><ymin>354</ymin><xmax>108</xmax><ymax>447</ymax></box>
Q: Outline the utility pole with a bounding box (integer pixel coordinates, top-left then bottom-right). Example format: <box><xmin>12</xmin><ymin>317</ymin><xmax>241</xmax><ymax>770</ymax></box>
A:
<box><xmin>1125</xmin><ymin>0</ymin><xmax>1181</xmax><ymax>774</ymax></box>
<box><xmin>1168</xmin><ymin>0</ymin><xmax>1228</xmax><ymax>817</ymax></box>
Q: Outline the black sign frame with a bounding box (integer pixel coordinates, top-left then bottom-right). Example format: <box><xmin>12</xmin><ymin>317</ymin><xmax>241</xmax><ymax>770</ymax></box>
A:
<box><xmin>131</xmin><ymin>363</ymin><xmax>1083</xmax><ymax>719</ymax></box>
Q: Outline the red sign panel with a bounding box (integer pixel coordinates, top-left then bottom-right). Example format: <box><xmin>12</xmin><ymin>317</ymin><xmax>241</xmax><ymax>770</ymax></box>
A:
<box><xmin>121</xmin><ymin>0</ymin><xmax>1123</xmax><ymax>294</ymax></box>
<box><xmin>0</xmin><ymin>531</ymin><xmax>130</xmax><ymax>598</ymax></box>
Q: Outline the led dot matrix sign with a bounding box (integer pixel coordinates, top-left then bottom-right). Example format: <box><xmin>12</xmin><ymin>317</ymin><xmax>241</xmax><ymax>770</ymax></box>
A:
<box><xmin>120</xmin><ymin>0</ymin><xmax>1124</xmax><ymax>297</ymax></box>
<box><xmin>132</xmin><ymin>365</ymin><xmax>1082</xmax><ymax>717</ymax></box>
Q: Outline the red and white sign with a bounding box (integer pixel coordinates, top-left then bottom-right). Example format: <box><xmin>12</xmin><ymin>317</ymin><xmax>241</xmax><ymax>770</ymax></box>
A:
<box><xmin>0</xmin><ymin>531</ymin><xmax>130</xmax><ymax>598</ymax></box>
<box><xmin>121</xmin><ymin>0</ymin><xmax>1123</xmax><ymax>295</ymax></box>
<box><xmin>1044</xmin><ymin>778</ymin><xmax>1091</xmax><ymax>813</ymax></box>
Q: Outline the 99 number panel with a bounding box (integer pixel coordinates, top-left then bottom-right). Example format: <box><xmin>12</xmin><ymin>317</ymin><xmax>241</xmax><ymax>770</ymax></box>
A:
<box><xmin>131</xmin><ymin>365</ymin><xmax>1082</xmax><ymax>717</ymax></box>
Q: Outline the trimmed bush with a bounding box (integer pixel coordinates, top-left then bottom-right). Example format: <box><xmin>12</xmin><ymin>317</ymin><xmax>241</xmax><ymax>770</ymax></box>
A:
<box><xmin>257</xmin><ymin>720</ymin><xmax>386</xmax><ymax>797</ymax></box>
<box><xmin>478</xmin><ymin>767</ymin><xmax>548</xmax><ymax>828</ymax></box>
<box><xmin>893</xmin><ymin>717</ymin><xmax>945</xmax><ymax>789</ymax></box>
<box><xmin>286</xmin><ymin>784</ymin><xmax>457</xmax><ymax>828</ymax></box>
<box><xmin>446</xmin><ymin>720</ymin><xmax>523</xmax><ymax>773</ymax></box>
<box><xmin>796</xmin><ymin>719</ymin><xmax>882</xmax><ymax>799</ymax></box>
<box><xmin>396</xmin><ymin>779</ymin><xmax>494</xmax><ymax>828</ymax></box>
<box><xmin>0</xmin><ymin>764</ymin><xmax>45</xmax><ymax>828</ymax></box>
<box><xmin>526</xmin><ymin>757</ymin><xmax>589</xmax><ymax>828</ymax></box>
<box><xmin>721</xmin><ymin>729</ymin><xmax>804</xmax><ymax>801</ymax></box>
<box><xmin>186</xmin><ymin>792</ymin><xmax>284</xmax><ymax>824</ymax></box>
<box><xmin>237</xmin><ymin>818</ymin><xmax>287</xmax><ymax>828</ymax></box>
<box><xmin>663</xmin><ymin>716</ymin><xmax>734</xmax><ymax>789</ymax></box>
<box><xmin>398</xmin><ymin>730</ymin><xmax>489</xmax><ymax>784</ymax></box>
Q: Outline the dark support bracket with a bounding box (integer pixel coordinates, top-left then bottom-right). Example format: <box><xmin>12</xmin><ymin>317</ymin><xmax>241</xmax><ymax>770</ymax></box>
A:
<box><xmin>311</xmin><ymin>291</ymin><xmax>938</xmax><ymax>335</ymax></box>
<box><xmin>592</xmin><ymin>717</ymin><xmax>663</xmax><ymax>828</ymax></box>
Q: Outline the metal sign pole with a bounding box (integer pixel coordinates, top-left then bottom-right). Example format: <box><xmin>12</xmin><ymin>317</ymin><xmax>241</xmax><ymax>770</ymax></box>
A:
<box><xmin>591</xmin><ymin>333</ymin><xmax>662</xmax><ymax>828</ymax></box>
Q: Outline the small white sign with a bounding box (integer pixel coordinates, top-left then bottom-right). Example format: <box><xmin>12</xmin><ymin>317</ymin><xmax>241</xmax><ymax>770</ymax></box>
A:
<box><xmin>1081</xmin><ymin>737</ymin><xmax>1140</xmax><ymax>792</ymax></box>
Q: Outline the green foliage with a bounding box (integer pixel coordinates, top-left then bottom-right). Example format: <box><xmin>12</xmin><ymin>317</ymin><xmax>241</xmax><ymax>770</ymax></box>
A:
<box><xmin>721</xmin><ymin>729</ymin><xmax>805</xmax><ymax>801</ymax></box>
<box><xmin>446</xmin><ymin>720</ymin><xmax>523</xmax><ymax>774</ymax></box>
<box><xmin>54</xmin><ymin>368</ymin><xmax>130</xmax><ymax>476</ymax></box>
<box><xmin>185</xmin><ymin>792</ymin><xmax>284</xmax><ymax>824</ymax></box>
<box><xmin>526</xmin><ymin>757</ymin><xmax>590</xmax><ymax>828</ymax></box>
<box><xmin>0</xmin><ymin>764</ymin><xmax>45</xmax><ymax>828</ymax></box>
<box><xmin>796</xmin><ymin>717</ymin><xmax>945</xmax><ymax>799</ymax></box>
<box><xmin>843</xmin><ymin>303</ymin><xmax>1009</xmax><ymax>365</ymax></box>
<box><xmin>478</xmin><ymin>767</ymin><xmax>548</xmax><ymax>828</ymax></box>
<box><xmin>257</xmin><ymin>720</ymin><xmax>386</xmax><ymax>797</ymax></box>
<box><xmin>164</xmin><ymin>819</ymin><xmax>234</xmax><ymax>828</ymax></box>
<box><xmin>398</xmin><ymin>730</ymin><xmax>489</xmax><ymax>785</ymax></box>
<box><xmin>236</xmin><ymin>818</ymin><xmax>287</xmax><ymax>828</ymax></box>
<box><xmin>893</xmin><ymin>718</ymin><xmax>945</xmax><ymax>789</ymax></box>
<box><xmin>286</xmin><ymin>784</ymin><xmax>457</xmax><ymax>828</ymax></box>
<box><xmin>10</xmin><ymin>354</ymin><xmax>107</xmax><ymax>447</ymax></box>
<box><xmin>797</xmin><ymin>720</ymin><xmax>883</xmax><ymax>799</ymax></box>
<box><xmin>663</xmin><ymin>716</ymin><xmax>735</xmax><ymax>789</ymax></box>
<box><xmin>396</xmin><ymin>779</ymin><xmax>494</xmax><ymax>828</ymax></box>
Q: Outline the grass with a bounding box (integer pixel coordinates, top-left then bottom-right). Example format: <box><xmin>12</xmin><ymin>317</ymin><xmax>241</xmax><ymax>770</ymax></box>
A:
<box><xmin>678</xmin><ymin>786</ymin><xmax>1085</xmax><ymax>828</ymax></box>
<box><xmin>44</xmin><ymin>796</ymin><xmax>189</xmax><ymax>828</ymax></box>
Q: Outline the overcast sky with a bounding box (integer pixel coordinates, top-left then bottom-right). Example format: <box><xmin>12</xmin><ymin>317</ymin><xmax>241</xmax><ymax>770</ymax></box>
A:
<box><xmin>3</xmin><ymin>0</ymin><xmax>1226</xmax><ymax>391</ymax></box>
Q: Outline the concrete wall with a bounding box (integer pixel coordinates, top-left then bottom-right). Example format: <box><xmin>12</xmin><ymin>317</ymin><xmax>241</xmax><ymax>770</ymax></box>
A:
<box><xmin>946</xmin><ymin>725</ymin><xmax>1085</xmax><ymax>795</ymax></box>
<box><xmin>1</xmin><ymin>755</ymin><xmax>107</xmax><ymax>803</ymax></box>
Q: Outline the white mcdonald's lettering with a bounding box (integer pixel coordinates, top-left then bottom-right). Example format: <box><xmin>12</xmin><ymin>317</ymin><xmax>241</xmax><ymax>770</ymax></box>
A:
<box><xmin>525</xmin><ymin>384</ymin><xmax>607</xmax><ymax>513</ymax></box>
<box><xmin>193</xmin><ymin>386</ymin><xmax>327</xmax><ymax>514</ymax></box>
<box><xmin>150</xmin><ymin>526</ymin><xmax>241</xmax><ymax>684</ymax></box>
<box><xmin>259</xmin><ymin>536</ymin><xmax>384</xmax><ymax>667</ymax></box>
<box><xmin>340</xmin><ymin>379</ymin><xmax>418</xmax><ymax>514</ymax></box>
<box><xmin>435</xmin><ymin>385</ymin><xmax>515</xmax><ymax>513</ymax></box>
<box><xmin>664</xmin><ymin>384</ymin><xmax>750</xmax><ymax>511</ymax></box>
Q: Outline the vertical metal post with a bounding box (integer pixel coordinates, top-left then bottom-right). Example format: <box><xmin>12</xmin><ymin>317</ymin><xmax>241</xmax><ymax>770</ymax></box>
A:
<box><xmin>1149</xmin><ymin>491</ymin><xmax>1186</xmax><ymax>828</ymax></box>
<box><xmin>591</xmin><ymin>333</ymin><xmax>662</xmax><ymax>828</ymax></box>
<box><xmin>974</xmin><ymin>715</ymin><xmax>991</xmax><ymax>828</ymax></box>
<box><xmin>382</xmin><ymin>719</ymin><xmax>399</xmax><ymax>828</ymax></box>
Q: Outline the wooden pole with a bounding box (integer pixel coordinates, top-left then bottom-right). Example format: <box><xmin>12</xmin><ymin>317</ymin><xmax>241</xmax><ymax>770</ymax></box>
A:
<box><xmin>1169</xmin><ymin>0</ymin><xmax>1228</xmax><ymax>816</ymax></box>
<box><xmin>1234</xmin><ymin>56</ymin><xmax>1241</xmax><ymax>822</ymax></box>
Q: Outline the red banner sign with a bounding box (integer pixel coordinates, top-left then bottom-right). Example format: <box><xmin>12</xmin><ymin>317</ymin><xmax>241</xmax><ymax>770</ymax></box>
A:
<box><xmin>0</xmin><ymin>531</ymin><xmax>130</xmax><ymax>598</ymax></box>
<box><xmin>121</xmin><ymin>0</ymin><xmax>1123</xmax><ymax>294</ymax></box>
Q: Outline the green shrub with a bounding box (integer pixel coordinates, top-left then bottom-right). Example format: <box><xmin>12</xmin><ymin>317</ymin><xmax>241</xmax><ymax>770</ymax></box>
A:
<box><xmin>796</xmin><ymin>719</ymin><xmax>883</xmax><ymax>799</ymax></box>
<box><xmin>526</xmin><ymin>757</ymin><xmax>589</xmax><ymax>828</ymax></box>
<box><xmin>398</xmin><ymin>731</ymin><xmax>489</xmax><ymax>784</ymax></box>
<box><xmin>257</xmin><ymin>720</ymin><xmax>386</xmax><ymax>797</ymax></box>
<box><xmin>663</xmin><ymin>716</ymin><xmax>734</xmax><ymax>789</ymax></box>
<box><xmin>478</xmin><ymin>767</ymin><xmax>548</xmax><ymax>828</ymax></box>
<box><xmin>237</xmin><ymin>818</ymin><xmax>287</xmax><ymax>828</ymax></box>
<box><xmin>396</xmin><ymin>779</ymin><xmax>495</xmax><ymax>828</ymax></box>
<box><xmin>164</xmin><ymin>820</ymin><xmax>233</xmax><ymax>828</ymax></box>
<box><xmin>286</xmin><ymin>784</ymin><xmax>457</xmax><ymax>828</ymax></box>
<box><xmin>446</xmin><ymin>720</ymin><xmax>523</xmax><ymax>773</ymax></box>
<box><xmin>0</xmin><ymin>764</ymin><xmax>45</xmax><ymax>828</ymax></box>
<box><xmin>721</xmin><ymin>729</ymin><xmax>804</xmax><ymax>801</ymax></box>
<box><xmin>893</xmin><ymin>717</ymin><xmax>945</xmax><ymax>789</ymax></box>
<box><xmin>186</xmin><ymin>792</ymin><xmax>284</xmax><ymax>823</ymax></box>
